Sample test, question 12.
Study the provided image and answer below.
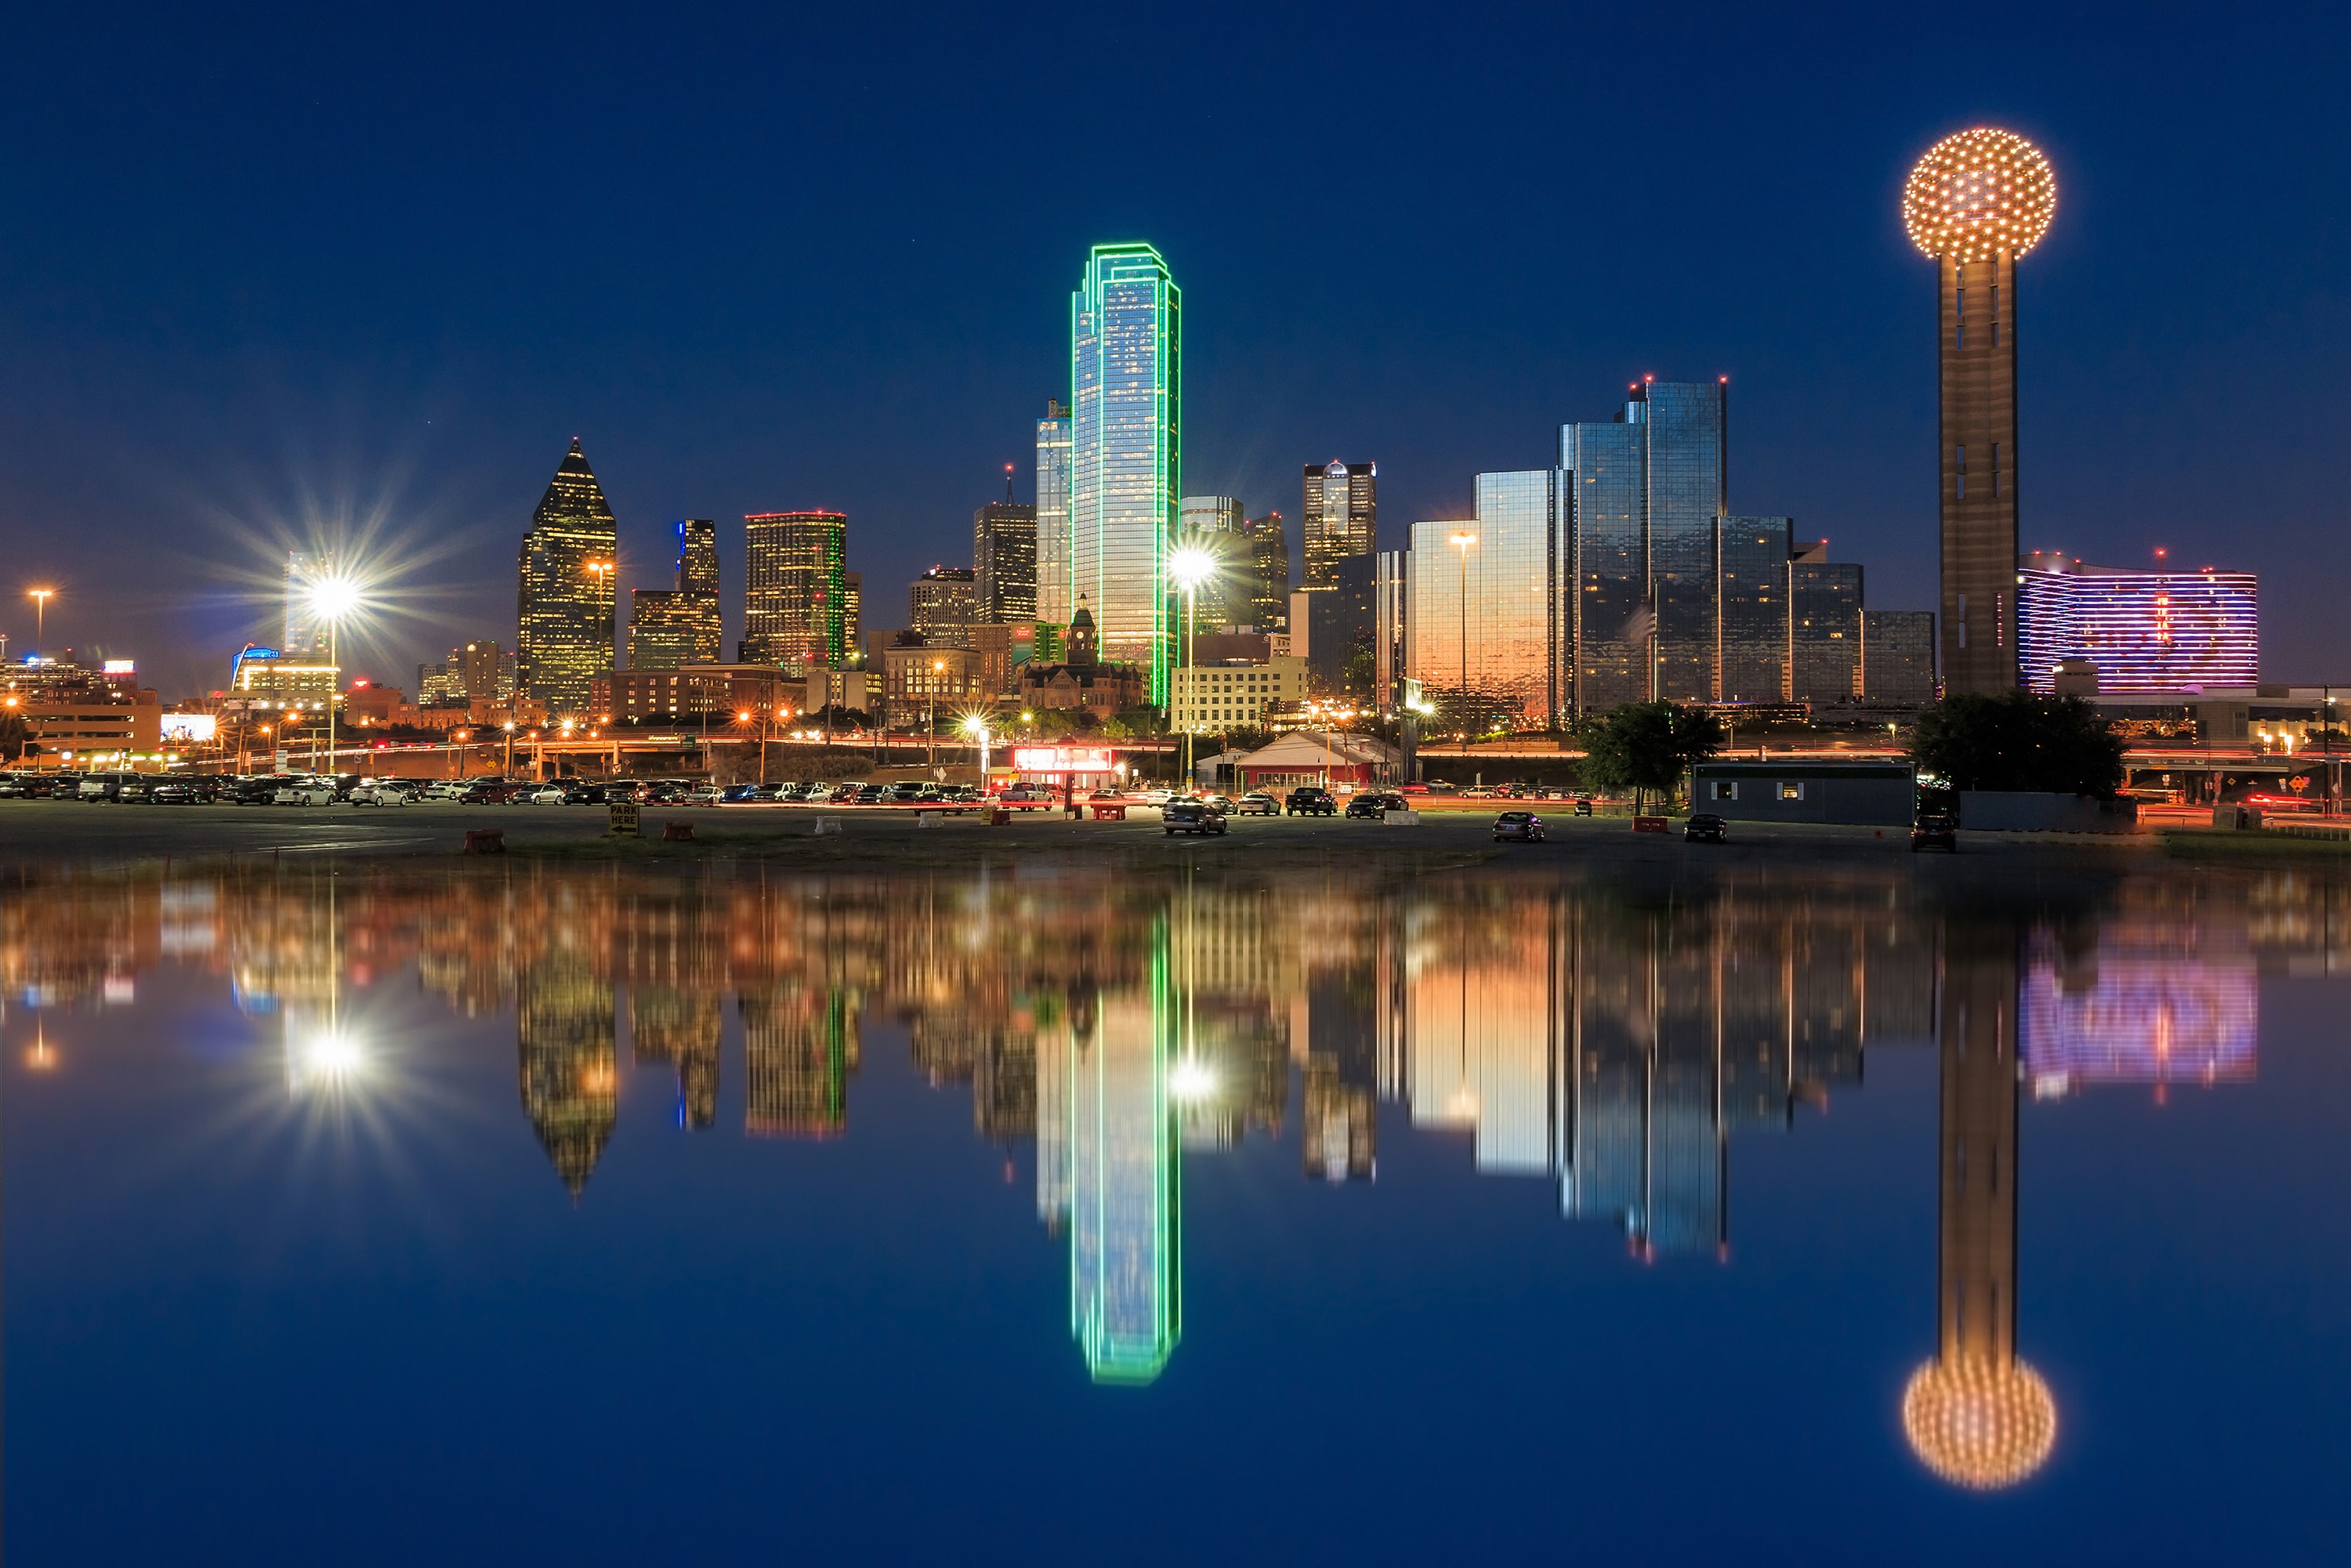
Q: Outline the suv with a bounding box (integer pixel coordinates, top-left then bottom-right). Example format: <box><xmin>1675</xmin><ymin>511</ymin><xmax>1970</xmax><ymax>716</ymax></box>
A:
<box><xmin>1684</xmin><ymin>812</ymin><xmax>1728</xmax><ymax>844</ymax></box>
<box><xmin>1163</xmin><ymin>798</ymin><xmax>1228</xmax><ymax>836</ymax></box>
<box><xmin>1285</xmin><ymin>787</ymin><xmax>1337</xmax><ymax>817</ymax></box>
<box><xmin>1911</xmin><ymin>811</ymin><xmax>1958</xmax><ymax>853</ymax></box>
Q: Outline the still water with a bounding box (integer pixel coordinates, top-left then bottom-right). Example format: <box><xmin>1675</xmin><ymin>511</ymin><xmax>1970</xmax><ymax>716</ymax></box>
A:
<box><xmin>5</xmin><ymin>856</ymin><xmax>2349</xmax><ymax>1563</ymax></box>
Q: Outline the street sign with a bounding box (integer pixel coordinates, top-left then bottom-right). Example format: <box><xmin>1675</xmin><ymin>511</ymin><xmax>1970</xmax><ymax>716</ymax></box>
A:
<box><xmin>608</xmin><ymin>800</ymin><xmax>641</xmax><ymax>836</ymax></box>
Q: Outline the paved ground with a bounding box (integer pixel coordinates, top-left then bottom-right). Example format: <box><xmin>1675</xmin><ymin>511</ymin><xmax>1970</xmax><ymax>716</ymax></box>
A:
<box><xmin>0</xmin><ymin>797</ymin><xmax>2169</xmax><ymax>882</ymax></box>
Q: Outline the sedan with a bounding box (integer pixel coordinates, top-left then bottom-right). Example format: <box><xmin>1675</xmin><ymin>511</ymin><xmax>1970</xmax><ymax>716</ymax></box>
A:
<box><xmin>1162</xmin><ymin>799</ymin><xmax>1228</xmax><ymax>836</ymax></box>
<box><xmin>1492</xmin><ymin>810</ymin><xmax>1547</xmax><ymax>843</ymax></box>
<box><xmin>1685</xmin><ymin>813</ymin><xmax>1728</xmax><ymax>844</ymax></box>
<box><xmin>1232</xmin><ymin>792</ymin><xmax>1280</xmax><ymax>816</ymax></box>
<box><xmin>274</xmin><ymin>780</ymin><xmax>337</xmax><ymax>806</ymax></box>
<box><xmin>523</xmin><ymin>785</ymin><xmax>571</xmax><ymax>805</ymax></box>
<box><xmin>149</xmin><ymin>780</ymin><xmax>212</xmax><ymax>805</ymax></box>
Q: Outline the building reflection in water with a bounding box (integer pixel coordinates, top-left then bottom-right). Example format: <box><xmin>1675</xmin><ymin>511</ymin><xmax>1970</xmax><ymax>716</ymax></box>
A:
<box><xmin>6</xmin><ymin>862</ymin><xmax>2347</xmax><ymax>1412</ymax></box>
<box><xmin>1904</xmin><ymin>911</ymin><xmax>2058</xmax><ymax>1489</ymax></box>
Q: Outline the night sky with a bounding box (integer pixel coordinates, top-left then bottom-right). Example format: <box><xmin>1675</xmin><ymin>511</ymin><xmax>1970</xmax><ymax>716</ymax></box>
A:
<box><xmin>2</xmin><ymin>3</ymin><xmax>2345</xmax><ymax>697</ymax></box>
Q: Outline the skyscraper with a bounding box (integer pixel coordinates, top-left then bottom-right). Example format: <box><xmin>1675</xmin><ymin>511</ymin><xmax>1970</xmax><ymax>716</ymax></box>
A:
<box><xmin>741</xmin><ymin>511</ymin><xmax>847</xmax><ymax>670</ymax></box>
<box><xmin>2014</xmin><ymin>554</ymin><xmax>2258</xmax><ymax>693</ymax></box>
<box><xmin>281</xmin><ymin>551</ymin><xmax>332</xmax><ymax>657</ymax></box>
<box><xmin>626</xmin><ymin>519</ymin><xmax>723</xmax><ymax>670</ymax></box>
<box><xmin>1244</xmin><ymin>512</ymin><xmax>1289</xmax><ymax>632</ymax></box>
<box><xmin>1176</xmin><ymin>494</ymin><xmax>1245</xmax><ymax>628</ymax></box>
<box><xmin>1034</xmin><ymin>399</ymin><xmax>1074</xmax><ymax>628</ymax></box>
<box><xmin>842</xmin><ymin>571</ymin><xmax>863</xmax><ymax>655</ymax></box>
<box><xmin>973</xmin><ymin>483</ymin><xmax>1038</xmax><ymax>625</ymax></box>
<box><xmin>1561</xmin><ymin>420</ymin><xmax>1646</xmax><ymax>713</ymax></box>
<box><xmin>1302</xmin><ymin>461</ymin><xmax>1377</xmax><ymax>589</ymax></box>
<box><xmin>1905</xmin><ymin>128</ymin><xmax>2057</xmax><ymax>696</ymax></box>
<box><xmin>1070</xmin><ymin>973</ymin><xmax>1180</xmax><ymax>1385</ymax></box>
<box><xmin>1718</xmin><ymin>516</ymin><xmax>1794</xmax><ymax>703</ymax></box>
<box><xmin>1863</xmin><ymin>610</ymin><xmax>1939</xmax><ymax>705</ymax></box>
<box><xmin>1070</xmin><ymin>243</ymin><xmax>1180</xmax><ymax>699</ymax></box>
<box><xmin>516</xmin><ymin>438</ymin><xmax>619</xmax><ymax>714</ymax></box>
<box><xmin>1636</xmin><ymin>382</ymin><xmax>1727</xmax><ymax>701</ymax></box>
<box><xmin>1789</xmin><ymin>548</ymin><xmax>1864</xmax><ymax>704</ymax></box>
<box><xmin>1405</xmin><ymin>470</ymin><xmax>1559</xmax><ymax>731</ymax></box>
<box><xmin>909</xmin><ymin>566</ymin><xmax>978</xmax><ymax>647</ymax></box>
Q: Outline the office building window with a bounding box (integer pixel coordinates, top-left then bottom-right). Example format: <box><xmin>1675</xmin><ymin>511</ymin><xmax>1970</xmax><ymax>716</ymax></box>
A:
<box><xmin>1778</xmin><ymin>781</ymin><xmax>1805</xmax><ymax>801</ymax></box>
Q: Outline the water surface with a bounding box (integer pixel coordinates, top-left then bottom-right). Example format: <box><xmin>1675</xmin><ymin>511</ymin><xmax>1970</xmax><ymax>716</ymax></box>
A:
<box><xmin>5</xmin><ymin>856</ymin><xmax>2348</xmax><ymax>1563</ymax></box>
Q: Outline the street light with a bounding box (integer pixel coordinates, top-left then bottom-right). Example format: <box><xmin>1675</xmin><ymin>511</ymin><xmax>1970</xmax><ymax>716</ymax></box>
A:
<box><xmin>962</xmin><ymin>713</ymin><xmax>991</xmax><ymax>780</ymax></box>
<box><xmin>27</xmin><ymin>587</ymin><xmax>54</xmax><ymax>652</ymax></box>
<box><xmin>1168</xmin><ymin>544</ymin><xmax>1216</xmax><ymax>788</ymax></box>
<box><xmin>929</xmin><ymin>658</ymin><xmax>945</xmax><ymax>767</ymax></box>
<box><xmin>305</xmin><ymin>574</ymin><xmax>360</xmax><ymax>775</ymax></box>
<box><xmin>1447</xmin><ymin>532</ymin><xmax>1478</xmax><ymax>738</ymax></box>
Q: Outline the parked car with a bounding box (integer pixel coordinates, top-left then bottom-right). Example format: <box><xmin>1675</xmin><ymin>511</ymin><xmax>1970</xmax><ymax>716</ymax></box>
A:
<box><xmin>1233</xmin><ymin>792</ymin><xmax>1280</xmax><ymax>816</ymax></box>
<box><xmin>351</xmin><ymin>780</ymin><xmax>418</xmax><ymax>805</ymax></box>
<box><xmin>1284</xmin><ymin>787</ymin><xmax>1337</xmax><ymax>817</ymax></box>
<box><xmin>1197</xmin><ymin>793</ymin><xmax>1237</xmax><ymax>814</ymax></box>
<box><xmin>0</xmin><ymin>774</ymin><xmax>28</xmax><ymax>798</ymax></box>
<box><xmin>1132</xmin><ymin>788</ymin><xmax>1174</xmax><ymax>807</ymax></box>
<box><xmin>1344</xmin><ymin>791</ymin><xmax>1399</xmax><ymax>820</ymax></box>
<box><xmin>1399</xmin><ymin>782</ymin><xmax>1430</xmax><ymax>796</ymax></box>
<box><xmin>78</xmin><ymin>772</ymin><xmax>134</xmax><ymax>801</ymax></box>
<box><xmin>458</xmin><ymin>780</ymin><xmax>523</xmax><ymax>804</ymax></box>
<box><xmin>518</xmin><ymin>784</ymin><xmax>566</xmax><ymax>804</ymax></box>
<box><xmin>1163</xmin><ymin>798</ymin><xmax>1228</xmax><ymax>836</ymax></box>
<box><xmin>149</xmin><ymin>778</ymin><xmax>212</xmax><ymax>805</ymax></box>
<box><xmin>1573</xmin><ymin>798</ymin><xmax>1595</xmax><ymax>817</ymax></box>
<box><xmin>1461</xmin><ymin>786</ymin><xmax>1498</xmax><ymax>799</ymax></box>
<box><xmin>1492</xmin><ymin>809</ymin><xmax>1547</xmax><ymax>843</ymax></box>
<box><xmin>884</xmin><ymin>781</ymin><xmax>929</xmax><ymax>803</ymax></box>
<box><xmin>274</xmin><ymin>779</ymin><xmax>337</xmax><ymax>806</ymax></box>
<box><xmin>1911</xmin><ymin>811</ymin><xmax>1958</xmax><ymax>853</ymax></box>
<box><xmin>420</xmin><ymin>780</ymin><xmax>466</xmax><ymax>800</ymax></box>
<box><xmin>1685</xmin><ymin>812</ymin><xmax>1728</xmax><ymax>844</ymax></box>
<box><xmin>852</xmin><ymin>783</ymin><xmax>889</xmax><ymax>804</ymax></box>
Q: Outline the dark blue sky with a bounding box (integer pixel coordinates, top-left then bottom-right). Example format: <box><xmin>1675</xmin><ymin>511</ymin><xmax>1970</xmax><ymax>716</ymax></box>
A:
<box><xmin>2</xmin><ymin>3</ymin><xmax>2346</xmax><ymax>696</ymax></box>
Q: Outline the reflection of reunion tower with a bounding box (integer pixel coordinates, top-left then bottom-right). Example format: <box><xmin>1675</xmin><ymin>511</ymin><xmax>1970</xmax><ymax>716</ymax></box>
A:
<box><xmin>1905</xmin><ymin>129</ymin><xmax>2057</xmax><ymax>694</ymax></box>
<box><xmin>1904</xmin><ymin>914</ymin><xmax>2056</xmax><ymax>1489</ymax></box>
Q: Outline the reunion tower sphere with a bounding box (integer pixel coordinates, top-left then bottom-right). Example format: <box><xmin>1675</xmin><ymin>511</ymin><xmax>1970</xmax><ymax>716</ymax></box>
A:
<box><xmin>1904</xmin><ymin>127</ymin><xmax>2058</xmax><ymax>264</ymax></box>
<box><xmin>1902</xmin><ymin>1358</ymin><xmax>2059</xmax><ymax>1490</ymax></box>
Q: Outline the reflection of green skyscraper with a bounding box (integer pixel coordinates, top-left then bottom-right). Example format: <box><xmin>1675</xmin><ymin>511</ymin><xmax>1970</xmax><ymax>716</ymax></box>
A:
<box><xmin>1070</xmin><ymin>925</ymin><xmax>1181</xmax><ymax>1385</ymax></box>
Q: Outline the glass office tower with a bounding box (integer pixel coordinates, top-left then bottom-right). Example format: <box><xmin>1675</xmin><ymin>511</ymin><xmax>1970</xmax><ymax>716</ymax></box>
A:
<box><xmin>973</xmin><ymin>496</ymin><xmax>1038</xmax><ymax>625</ymax></box>
<box><xmin>516</xmin><ymin>438</ymin><xmax>620</xmax><ymax>715</ymax></box>
<box><xmin>741</xmin><ymin>511</ymin><xmax>848</xmax><ymax>671</ymax></box>
<box><xmin>1561</xmin><ymin>422</ymin><xmax>1646</xmax><ymax>714</ymax></box>
<box><xmin>1635</xmin><ymin>382</ymin><xmax>1727</xmax><ymax>701</ymax></box>
<box><xmin>1790</xmin><ymin>556</ymin><xmax>1864</xmax><ymax>704</ymax></box>
<box><xmin>1034</xmin><ymin>399</ymin><xmax>1074</xmax><ymax>627</ymax></box>
<box><xmin>1863</xmin><ymin>610</ymin><xmax>1938</xmax><ymax>704</ymax></box>
<box><xmin>1404</xmin><ymin>472</ymin><xmax>1556</xmax><ymax>732</ymax></box>
<box><xmin>1302</xmin><ymin>460</ymin><xmax>1378</xmax><ymax>588</ymax></box>
<box><xmin>1718</xmin><ymin>516</ymin><xmax>1794</xmax><ymax>703</ymax></box>
<box><xmin>1245</xmin><ymin>512</ymin><xmax>1290</xmax><ymax>631</ymax></box>
<box><xmin>1176</xmin><ymin>494</ymin><xmax>1246</xmax><ymax>628</ymax></box>
<box><xmin>1070</xmin><ymin>244</ymin><xmax>1181</xmax><ymax>701</ymax></box>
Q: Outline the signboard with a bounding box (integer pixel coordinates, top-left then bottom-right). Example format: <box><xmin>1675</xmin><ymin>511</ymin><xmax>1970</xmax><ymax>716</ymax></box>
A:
<box><xmin>161</xmin><ymin>714</ymin><xmax>218</xmax><ymax>741</ymax></box>
<box><xmin>103</xmin><ymin>660</ymin><xmax>136</xmax><ymax>675</ymax></box>
<box><xmin>1011</xmin><ymin>746</ymin><xmax>1115</xmax><ymax>773</ymax></box>
<box><xmin>608</xmin><ymin>800</ymin><xmax>642</xmax><ymax>837</ymax></box>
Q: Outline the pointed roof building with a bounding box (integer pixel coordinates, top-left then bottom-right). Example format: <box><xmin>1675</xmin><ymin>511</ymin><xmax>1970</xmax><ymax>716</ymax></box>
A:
<box><xmin>517</xmin><ymin>438</ymin><xmax>620</xmax><ymax>714</ymax></box>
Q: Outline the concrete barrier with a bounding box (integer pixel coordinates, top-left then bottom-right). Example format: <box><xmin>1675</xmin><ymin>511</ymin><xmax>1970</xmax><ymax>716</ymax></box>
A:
<box><xmin>1959</xmin><ymin>792</ymin><xmax>2139</xmax><ymax>833</ymax></box>
<box><xmin>813</xmin><ymin>817</ymin><xmax>842</xmax><ymax>835</ymax></box>
<box><xmin>915</xmin><ymin>812</ymin><xmax>941</xmax><ymax>829</ymax></box>
<box><xmin>1383</xmin><ymin>809</ymin><xmax>1421</xmax><ymax>825</ymax></box>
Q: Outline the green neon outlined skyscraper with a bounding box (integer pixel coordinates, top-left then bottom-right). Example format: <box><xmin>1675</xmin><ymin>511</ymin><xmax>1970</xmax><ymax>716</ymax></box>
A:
<box><xmin>1070</xmin><ymin>243</ymin><xmax>1181</xmax><ymax>703</ymax></box>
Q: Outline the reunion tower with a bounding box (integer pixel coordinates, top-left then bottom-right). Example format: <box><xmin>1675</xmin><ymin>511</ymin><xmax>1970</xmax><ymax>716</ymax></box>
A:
<box><xmin>1905</xmin><ymin>129</ymin><xmax>2057</xmax><ymax>695</ymax></box>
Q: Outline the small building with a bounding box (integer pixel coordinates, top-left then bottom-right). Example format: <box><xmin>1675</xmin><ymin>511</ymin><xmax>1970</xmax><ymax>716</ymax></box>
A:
<box><xmin>1689</xmin><ymin>760</ymin><xmax>1917</xmax><ymax>826</ymax></box>
<box><xmin>1233</xmin><ymin>730</ymin><xmax>1400</xmax><ymax>791</ymax></box>
<box><xmin>1171</xmin><ymin>655</ymin><xmax>1305</xmax><ymax>734</ymax></box>
<box><xmin>1015</xmin><ymin>599</ymin><xmax>1144</xmax><ymax>720</ymax></box>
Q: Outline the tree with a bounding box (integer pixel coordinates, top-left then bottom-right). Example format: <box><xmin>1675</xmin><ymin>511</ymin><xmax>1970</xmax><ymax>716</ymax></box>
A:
<box><xmin>0</xmin><ymin>711</ymin><xmax>28</xmax><ymax>762</ymax></box>
<box><xmin>1576</xmin><ymin>701</ymin><xmax>1726</xmax><ymax>813</ymax></box>
<box><xmin>1909</xmin><ymin>692</ymin><xmax>2125</xmax><ymax>796</ymax></box>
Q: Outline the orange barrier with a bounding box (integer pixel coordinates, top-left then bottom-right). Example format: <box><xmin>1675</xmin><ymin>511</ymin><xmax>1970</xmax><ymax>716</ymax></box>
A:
<box><xmin>463</xmin><ymin>828</ymin><xmax>505</xmax><ymax>854</ymax></box>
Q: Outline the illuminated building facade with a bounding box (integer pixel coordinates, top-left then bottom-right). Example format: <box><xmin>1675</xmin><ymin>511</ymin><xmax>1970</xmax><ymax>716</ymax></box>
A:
<box><xmin>741</xmin><ymin>511</ymin><xmax>847</xmax><ymax>672</ymax></box>
<box><xmin>1070</xmin><ymin>243</ymin><xmax>1181</xmax><ymax>700</ymax></box>
<box><xmin>517</xmin><ymin>948</ymin><xmax>618</xmax><ymax>1197</ymax></box>
<box><xmin>1636</xmin><ymin>381</ymin><xmax>1728</xmax><ymax>701</ymax></box>
<box><xmin>1177</xmin><ymin>494</ymin><xmax>1246</xmax><ymax>628</ymax></box>
<box><xmin>629</xmin><ymin>519</ymin><xmax>723</xmax><ymax>671</ymax></box>
<box><xmin>1863</xmin><ymin>611</ymin><xmax>1938</xmax><ymax>705</ymax></box>
<box><xmin>973</xmin><ymin>496</ymin><xmax>1038</xmax><ymax>625</ymax></box>
<box><xmin>1560</xmin><ymin>419</ymin><xmax>1646</xmax><ymax>712</ymax></box>
<box><xmin>741</xmin><ymin>986</ymin><xmax>853</xmax><ymax>1138</ymax></box>
<box><xmin>1789</xmin><ymin>550</ymin><xmax>1863</xmax><ymax>704</ymax></box>
<box><xmin>842</xmin><ymin>572</ymin><xmax>862</xmax><ymax>654</ymax></box>
<box><xmin>1718</xmin><ymin>516</ymin><xmax>1794</xmax><ymax>703</ymax></box>
<box><xmin>1404</xmin><ymin>472</ymin><xmax>1558</xmax><ymax>730</ymax></box>
<box><xmin>2016</xmin><ymin>554</ymin><xmax>2258</xmax><ymax>693</ymax></box>
<box><xmin>281</xmin><ymin>550</ymin><xmax>334</xmax><ymax>657</ymax></box>
<box><xmin>908</xmin><ymin>566</ymin><xmax>978</xmax><ymax>648</ymax></box>
<box><xmin>417</xmin><ymin>640</ymin><xmax>516</xmax><ymax>708</ymax></box>
<box><xmin>1373</xmin><ymin>549</ymin><xmax>1407</xmax><ymax>712</ymax></box>
<box><xmin>1906</xmin><ymin>128</ymin><xmax>2058</xmax><ymax>696</ymax></box>
<box><xmin>1245</xmin><ymin>512</ymin><xmax>1290</xmax><ymax>632</ymax></box>
<box><xmin>1302</xmin><ymin>460</ymin><xmax>1376</xmax><ymax>589</ymax></box>
<box><xmin>516</xmin><ymin>439</ymin><xmax>619</xmax><ymax>715</ymax></box>
<box><xmin>1034</xmin><ymin>398</ymin><xmax>1074</xmax><ymax>628</ymax></box>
